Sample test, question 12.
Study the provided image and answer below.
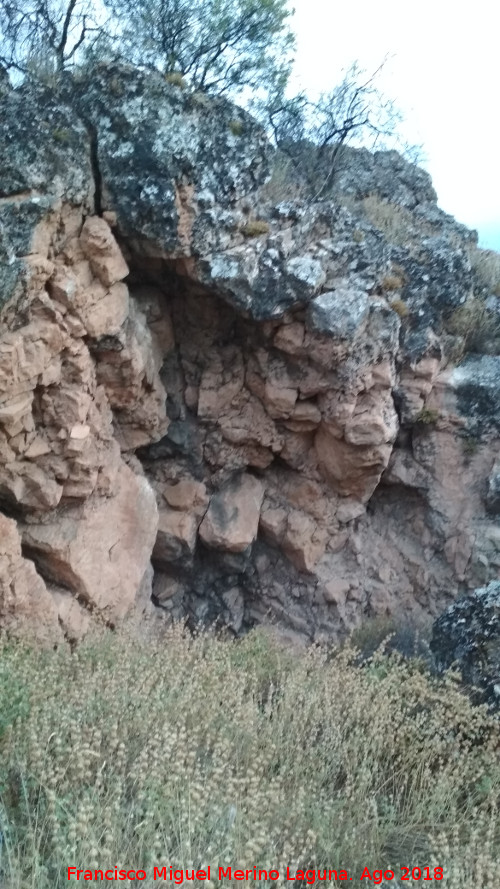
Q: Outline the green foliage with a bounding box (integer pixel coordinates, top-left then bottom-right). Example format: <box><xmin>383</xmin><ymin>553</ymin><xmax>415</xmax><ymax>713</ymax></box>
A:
<box><xmin>0</xmin><ymin>0</ymin><xmax>294</xmax><ymax>100</ymax></box>
<box><xmin>104</xmin><ymin>0</ymin><xmax>295</xmax><ymax>98</ymax></box>
<box><xmin>228</xmin><ymin>118</ymin><xmax>244</xmax><ymax>135</ymax></box>
<box><xmin>416</xmin><ymin>406</ymin><xmax>439</xmax><ymax>425</ymax></box>
<box><xmin>52</xmin><ymin>127</ymin><xmax>70</xmax><ymax>143</ymax></box>
<box><xmin>1</xmin><ymin>627</ymin><xmax>500</xmax><ymax>888</ymax></box>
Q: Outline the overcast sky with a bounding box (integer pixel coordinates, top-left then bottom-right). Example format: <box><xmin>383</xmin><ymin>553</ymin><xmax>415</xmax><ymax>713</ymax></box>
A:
<box><xmin>290</xmin><ymin>0</ymin><xmax>500</xmax><ymax>252</ymax></box>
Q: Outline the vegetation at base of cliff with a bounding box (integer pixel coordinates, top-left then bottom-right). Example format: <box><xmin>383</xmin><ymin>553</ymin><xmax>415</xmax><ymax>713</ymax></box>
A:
<box><xmin>1</xmin><ymin>627</ymin><xmax>500</xmax><ymax>888</ymax></box>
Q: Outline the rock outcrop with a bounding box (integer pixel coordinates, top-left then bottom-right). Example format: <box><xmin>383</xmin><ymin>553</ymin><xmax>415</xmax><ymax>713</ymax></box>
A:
<box><xmin>431</xmin><ymin>581</ymin><xmax>500</xmax><ymax>709</ymax></box>
<box><xmin>1</xmin><ymin>63</ymin><xmax>500</xmax><ymax>642</ymax></box>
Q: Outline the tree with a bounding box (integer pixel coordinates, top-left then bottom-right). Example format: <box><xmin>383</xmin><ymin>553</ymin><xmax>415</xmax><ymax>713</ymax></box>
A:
<box><xmin>103</xmin><ymin>0</ymin><xmax>295</xmax><ymax>96</ymax></box>
<box><xmin>0</xmin><ymin>0</ymin><xmax>107</xmax><ymax>80</ymax></box>
<box><xmin>263</xmin><ymin>61</ymin><xmax>421</xmax><ymax>200</ymax></box>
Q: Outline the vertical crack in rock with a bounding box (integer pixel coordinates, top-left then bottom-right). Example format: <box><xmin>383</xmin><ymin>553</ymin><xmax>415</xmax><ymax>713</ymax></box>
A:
<box><xmin>85</xmin><ymin>119</ymin><xmax>103</xmax><ymax>217</ymax></box>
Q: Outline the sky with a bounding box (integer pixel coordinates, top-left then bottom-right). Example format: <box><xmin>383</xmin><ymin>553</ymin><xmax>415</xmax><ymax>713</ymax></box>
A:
<box><xmin>290</xmin><ymin>0</ymin><xmax>500</xmax><ymax>252</ymax></box>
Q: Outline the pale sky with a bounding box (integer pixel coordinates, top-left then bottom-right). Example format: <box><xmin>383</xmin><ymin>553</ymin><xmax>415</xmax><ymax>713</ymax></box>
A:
<box><xmin>290</xmin><ymin>0</ymin><xmax>500</xmax><ymax>251</ymax></box>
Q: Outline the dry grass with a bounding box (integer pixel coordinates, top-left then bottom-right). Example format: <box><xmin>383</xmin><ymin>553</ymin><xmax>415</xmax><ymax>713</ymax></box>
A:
<box><xmin>357</xmin><ymin>194</ymin><xmax>421</xmax><ymax>246</ymax></box>
<box><xmin>340</xmin><ymin>193</ymin><xmax>442</xmax><ymax>250</ymax></box>
<box><xmin>259</xmin><ymin>153</ymin><xmax>307</xmax><ymax>204</ymax></box>
<box><xmin>445</xmin><ymin>296</ymin><xmax>500</xmax><ymax>354</ymax></box>
<box><xmin>381</xmin><ymin>275</ymin><xmax>405</xmax><ymax>292</ymax></box>
<box><xmin>240</xmin><ymin>220</ymin><xmax>270</xmax><ymax>238</ymax></box>
<box><xmin>468</xmin><ymin>246</ymin><xmax>500</xmax><ymax>295</ymax></box>
<box><xmin>1</xmin><ymin>626</ymin><xmax>499</xmax><ymax>888</ymax></box>
<box><xmin>164</xmin><ymin>72</ymin><xmax>187</xmax><ymax>89</ymax></box>
<box><xmin>389</xmin><ymin>299</ymin><xmax>410</xmax><ymax>318</ymax></box>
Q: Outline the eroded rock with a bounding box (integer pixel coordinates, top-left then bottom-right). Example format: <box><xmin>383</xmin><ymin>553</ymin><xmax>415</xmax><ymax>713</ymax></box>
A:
<box><xmin>431</xmin><ymin>581</ymin><xmax>500</xmax><ymax>709</ymax></box>
<box><xmin>22</xmin><ymin>465</ymin><xmax>158</xmax><ymax>620</ymax></box>
<box><xmin>1</xmin><ymin>63</ymin><xmax>500</xmax><ymax>644</ymax></box>
<box><xmin>0</xmin><ymin>514</ymin><xmax>61</xmax><ymax>641</ymax></box>
<box><xmin>199</xmin><ymin>474</ymin><xmax>265</xmax><ymax>553</ymax></box>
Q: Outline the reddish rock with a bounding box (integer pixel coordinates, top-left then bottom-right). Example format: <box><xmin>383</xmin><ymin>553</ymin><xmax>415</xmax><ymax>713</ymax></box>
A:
<box><xmin>0</xmin><ymin>514</ymin><xmax>61</xmax><ymax>641</ymax></box>
<box><xmin>282</xmin><ymin>510</ymin><xmax>327</xmax><ymax>574</ymax></box>
<box><xmin>21</xmin><ymin>465</ymin><xmax>158</xmax><ymax>621</ymax></box>
<box><xmin>199</xmin><ymin>474</ymin><xmax>265</xmax><ymax>552</ymax></box>
<box><xmin>163</xmin><ymin>479</ymin><xmax>208</xmax><ymax>511</ymax></box>
<box><xmin>153</xmin><ymin>507</ymin><xmax>199</xmax><ymax>566</ymax></box>
<box><xmin>80</xmin><ymin>217</ymin><xmax>129</xmax><ymax>287</ymax></box>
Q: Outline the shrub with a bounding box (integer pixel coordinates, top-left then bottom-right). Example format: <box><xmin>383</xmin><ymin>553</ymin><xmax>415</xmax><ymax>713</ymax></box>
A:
<box><xmin>1</xmin><ymin>626</ymin><xmax>499</xmax><ymax>888</ymax></box>
<box><xmin>382</xmin><ymin>275</ymin><xmax>404</xmax><ymax>291</ymax></box>
<box><xmin>165</xmin><ymin>71</ymin><xmax>186</xmax><ymax>89</ymax></box>
<box><xmin>240</xmin><ymin>219</ymin><xmax>270</xmax><ymax>237</ymax></box>
<box><xmin>446</xmin><ymin>297</ymin><xmax>500</xmax><ymax>354</ymax></box>
<box><xmin>228</xmin><ymin>119</ymin><xmax>244</xmax><ymax>136</ymax></box>
<box><xmin>468</xmin><ymin>245</ymin><xmax>500</xmax><ymax>294</ymax></box>
<box><xmin>390</xmin><ymin>298</ymin><xmax>410</xmax><ymax>318</ymax></box>
<box><xmin>348</xmin><ymin>614</ymin><xmax>431</xmax><ymax>662</ymax></box>
<box><xmin>416</xmin><ymin>406</ymin><xmax>439</xmax><ymax>425</ymax></box>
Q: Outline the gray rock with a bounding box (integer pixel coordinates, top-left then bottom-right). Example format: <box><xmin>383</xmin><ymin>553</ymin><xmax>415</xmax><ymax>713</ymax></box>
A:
<box><xmin>69</xmin><ymin>63</ymin><xmax>271</xmax><ymax>254</ymax></box>
<box><xmin>0</xmin><ymin>63</ymin><xmax>479</xmax><ymax>332</ymax></box>
<box><xmin>450</xmin><ymin>356</ymin><xmax>500</xmax><ymax>435</ymax></box>
<box><xmin>0</xmin><ymin>82</ymin><xmax>92</xmax><ymax>204</ymax></box>
<box><xmin>279</xmin><ymin>143</ymin><xmax>438</xmax><ymax>209</ymax></box>
<box><xmin>486</xmin><ymin>455</ymin><xmax>500</xmax><ymax>514</ymax></box>
<box><xmin>308</xmin><ymin>288</ymin><xmax>371</xmax><ymax>339</ymax></box>
<box><xmin>431</xmin><ymin>581</ymin><xmax>500</xmax><ymax>709</ymax></box>
<box><xmin>0</xmin><ymin>83</ymin><xmax>93</xmax><ymax>308</ymax></box>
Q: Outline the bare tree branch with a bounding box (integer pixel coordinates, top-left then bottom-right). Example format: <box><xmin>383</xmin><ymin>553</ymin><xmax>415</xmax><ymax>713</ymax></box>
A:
<box><xmin>261</xmin><ymin>60</ymin><xmax>419</xmax><ymax>202</ymax></box>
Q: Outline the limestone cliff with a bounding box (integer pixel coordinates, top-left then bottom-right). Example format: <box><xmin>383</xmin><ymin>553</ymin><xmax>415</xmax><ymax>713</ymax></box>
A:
<box><xmin>1</xmin><ymin>64</ymin><xmax>500</xmax><ymax>643</ymax></box>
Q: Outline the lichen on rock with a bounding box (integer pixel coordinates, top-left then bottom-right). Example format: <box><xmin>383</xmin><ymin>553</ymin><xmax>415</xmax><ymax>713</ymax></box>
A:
<box><xmin>1</xmin><ymin>63</ymin><xmax>500</xmax><ymax>644</ymax></box>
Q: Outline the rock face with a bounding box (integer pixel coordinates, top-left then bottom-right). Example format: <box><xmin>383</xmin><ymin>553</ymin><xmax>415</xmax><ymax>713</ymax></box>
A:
<box><xmin>431</xmin><ymin>582</ymin><xmax>500</xmax><ymax>709</ymax></box>
<box><xmin>199</xmin><ymin>474</ymin><xmax>265</xmax><ymax>552</ymax></box>
<box><xmin>1</xmin><ymin>63</ymin><xmax>500</xmax><ymax>642</ymax></box>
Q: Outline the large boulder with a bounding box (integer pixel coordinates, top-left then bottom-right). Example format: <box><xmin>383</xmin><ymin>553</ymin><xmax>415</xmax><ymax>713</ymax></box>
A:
<box><xmin>22</xmin><ymin>464</ymin><xmax>158</xmax><ymax>621</ymax></box>
<box><xmin>199</xmin><ymin>473</ymin><xmax>265</xmax><ymax>553</ymax></box>
<box><xmin>431</xmin><ymin>581</ymin><xmax>500</xmax><ymax>709</ymax></box>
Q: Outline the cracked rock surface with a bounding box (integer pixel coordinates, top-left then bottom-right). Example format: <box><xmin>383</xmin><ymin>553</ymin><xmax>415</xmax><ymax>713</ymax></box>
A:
<box><xmin>431</xmin><ymin>580</ymin><xmax>500</xmax><ymax>709</ymax></box>
<box><xmin>1</xmin><ymin>64</ymin><xmax>500</xmax><ymax>643</ymax></box>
